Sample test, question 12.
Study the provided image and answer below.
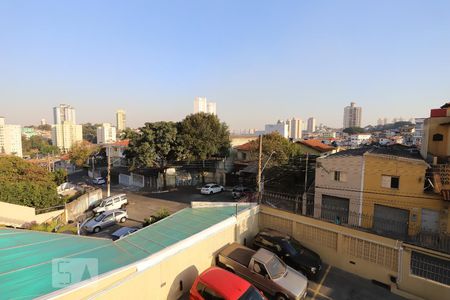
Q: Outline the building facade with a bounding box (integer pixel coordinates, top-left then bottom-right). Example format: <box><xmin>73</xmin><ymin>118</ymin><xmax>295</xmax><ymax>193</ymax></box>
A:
<box><xmin>97</xmin><ymin>123</ymin><xmax>117</xmax><ymax>144</ymax></box>
<box><xmin>264</xmin><ymin>120</ymin><xmax>289</xmax><ymax>138</ymax></box>
<box><xmin>53</xmin><ymin>104</ymin><xmax>76</xmax><ymax>124</ymax></box>
<box><xmin>51</xmin><ymin>122</ymin><xmax>82</xmax><ymax>152</ymax></box>
<box><xmin>116</xmin><ymin>109</ymin><xmax>126</xmax><ymax>132</ymax></box>
<box><xmin>343</xmin><ymin>102</ymin><xmax>362</xmax><ymax>128</ymax></box>
<box><xmin>307</xmin><ymin>117</ymin><xmax>316</xmax><ymax>133</ymax></box>
<box><xmin>194</xmin><ymin>97</ymin><xmax>216</xmax><ymax>115</ymax></box>
<box><xmin>289</xmin><ymin>118</ymin><xmax>302</xmax><ymax>140</ymax></box>
<box><xmin>0</xmin><ymin>117</ymin><xmax>22</xmax><ymax>157</ymax></box>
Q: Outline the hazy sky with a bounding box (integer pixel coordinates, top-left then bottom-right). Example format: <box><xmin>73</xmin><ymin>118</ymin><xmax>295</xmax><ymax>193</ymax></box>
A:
<box><xmin>0</xmin><ymin>1</ymin><xmax>448</xmax><ymax>130</ymax></box>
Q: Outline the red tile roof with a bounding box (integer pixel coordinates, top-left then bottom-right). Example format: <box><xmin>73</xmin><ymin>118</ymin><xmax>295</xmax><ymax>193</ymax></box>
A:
<box><xmin>234</xmin><ymin>141</ymin><xmax>255</xmax><ymax>151</ymax></box>
<box><xmin>111</xmin><ymin>139</ymin><xmax>130</xmax><ymax>147</ymax></box>
<box><xmin>297</xmin><ymin>139</ymin><xmax>335</xmax><ymax>153</ymax></box>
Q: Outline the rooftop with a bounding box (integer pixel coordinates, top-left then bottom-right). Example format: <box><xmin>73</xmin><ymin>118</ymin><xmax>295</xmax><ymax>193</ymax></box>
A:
<box><xmin>328</xmin><ymin>145</ymin><xmax>423</xmax><ymax>160</ymax></box>
<box><xmin>0</xmin><ymin>205</ymin><xmax>251</xmax><ymax>300</ymax></box>
<box><xmin>235</xmin><ymin>141</ymin><xmax>255</xmax><ymax>151</ymax></box>
<box><xmin>297</xmin><ymin>139</ymin><xmax>335</xmax><ymax>153</ymax></box>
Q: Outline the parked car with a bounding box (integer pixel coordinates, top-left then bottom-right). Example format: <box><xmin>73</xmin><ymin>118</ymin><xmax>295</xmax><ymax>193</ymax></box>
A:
<box><xmin>253</xmin><ymin>229</ymin><xmax>322</xmax><ymax>280</ymax></box>
<box><xmin>83</xmin><ymin>209</ymin><xmax>128</xmax><ymax>233</ymax></box>
<box><xmin>92</xmin><ymin>177</ymin><xmax>106</xmax><ymax>185</ymax></box>
<box><xmin>201</xmin><ymin>183</ymin><xmax>224</xmax><ymax>195</ymax></box>
<box><xmin>217</xmin><ymin>243</ymin><xmax>308</xmax><ymax>300</ymax></box>
<box><xmin>190</xmin><ymin>267</ymin><xmax>266</xmax><ymax>300</ymax></box>
<box><xmin>232</xmin><ymin>186</ymin><xmax>254</xmax><ymax>199</ymax></box>
<box><xmin>93</xmin><ymin>193</ymin><xmax>128</xmax><ymax>214</ymax></box>
<box><xmin>111</xmin><ymin>227</ymin><xmax>138</xmax><ymax>241</ymax></box>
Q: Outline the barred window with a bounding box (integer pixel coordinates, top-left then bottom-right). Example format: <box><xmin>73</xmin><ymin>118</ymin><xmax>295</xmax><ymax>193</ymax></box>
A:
<box><xmin>411</xmin><ymin>251</ymin><xmax>450</xmax><ymax>285</ymax></box>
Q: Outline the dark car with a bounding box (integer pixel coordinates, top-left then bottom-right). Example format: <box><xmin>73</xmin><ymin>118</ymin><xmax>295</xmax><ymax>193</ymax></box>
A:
<box><xmin>253</xmin><ymin>229</ymin><xmax>322</xmax><ymax>280</ymax></box>
<box><xmin>111</xmin><ymin>227</ymin><xmax>138</xmax><ymax>241</ymax></box>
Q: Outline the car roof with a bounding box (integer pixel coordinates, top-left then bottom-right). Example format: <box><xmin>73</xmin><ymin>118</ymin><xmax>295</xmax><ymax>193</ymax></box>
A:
<box><xmin>199</xmin><ymin>267</ymin><xmax>250</xmax><ymax>297</ymax></box>
<box><xmin>112</xmin><ymin>227</ymin><xmax>137</xmax><ymax>236</ymax></box>
<box><xmin>254</xmin><ymin>248</ymin><xmax>276</xmax><ymax>264</ymax></box>
<box><xmin>101</xmin><ymin>209</ymin><xmax>126</xmax><ymax>215</ymax></box>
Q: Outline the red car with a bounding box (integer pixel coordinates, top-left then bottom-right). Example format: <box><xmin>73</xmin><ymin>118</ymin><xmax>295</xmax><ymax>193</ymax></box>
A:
<box><xmin>190</xmin><ymin>267</ymin><xmax>266</xmax><ymax>300</ymax></box>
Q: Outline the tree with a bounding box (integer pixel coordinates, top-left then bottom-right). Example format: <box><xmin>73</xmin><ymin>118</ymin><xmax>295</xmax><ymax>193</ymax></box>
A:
<box><xmin>0</xmin><ymin>156</ymin><xmax>62</xmax><ymax>209</ymax></box>
<box><xmin>82</xmin><ymin>123</ymin><xmax>101</xmax><ymax>143</ymax></box>
<box><xmin>22</xmin><ymin>135</ymin><xmax>60</xmax><ymax>157</ymax></box>
<box><xmin>343</xmin><ymin>127</ymin><xmax>366</xmax><ymax>135</ymax></box>
<box><xmin>247</xmin><ymin>133</ymin><xmax>301</xmax><ymax>167</ymax></box>
<box><xmin>125</xmin><ymin>122</ymin><xmax>183</xmax><ymax>189</ymax></box>
<box><xmin>52</xmin><ymin>169</ymin><xmax>68</xmax><ymax>186</ymax></box>
<box><xmin>68</xmin><ymin>141</ymin><xmax>98</xmax><ymax>167</ymax></box>
<box><xmin>37</xmin><ymin>124</ymin><xmax>51</xmax><ymax>131</ymax></box>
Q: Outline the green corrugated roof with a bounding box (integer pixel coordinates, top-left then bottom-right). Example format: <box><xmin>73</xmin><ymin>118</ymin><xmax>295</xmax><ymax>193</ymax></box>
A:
<box><xmin>0</xmin><ymin>205</ymin><xmax>250</xmax><ymax>300</ymax></box>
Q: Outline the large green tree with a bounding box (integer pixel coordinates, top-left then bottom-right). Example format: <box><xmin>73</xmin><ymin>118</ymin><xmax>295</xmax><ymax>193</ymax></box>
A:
<box><xmin>0</xmin><ymin>156</ymin><xmax>62</xmax><ymax>209</ymax></box>
<box><xmin>68</xmin><ymin>141</ymin><xmax>98</xmax><ymax>167</ymax></box>
<box><xmin>125</xmin><ymin>122</ymin><xmax>183</xmax><ymax>188</ymax></box>
<box><xmin>22</xmin><ymin>135</ymin><xmax>60</xmax><ymax>157</ymax></box>
<box><xmin>82</xmin><ymin>123</ymin><xmax>101</xmax><ymax>143</ymax></box>
<box><xmin>247</xmin><ymin>133</ymin><xmax>301</xmax><ymax>167</ymax></box>
<box><xmin>343</xmin><ymin>127</ymin><xmax>366</xmax><ymax>135</ymax></box>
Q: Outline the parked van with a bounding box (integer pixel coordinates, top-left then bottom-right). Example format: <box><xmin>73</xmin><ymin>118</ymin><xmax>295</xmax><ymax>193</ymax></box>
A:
<box><xmin>93</xmin><ymin>194</ymin><xmax>128</xmax><ymax>214</ymax></box>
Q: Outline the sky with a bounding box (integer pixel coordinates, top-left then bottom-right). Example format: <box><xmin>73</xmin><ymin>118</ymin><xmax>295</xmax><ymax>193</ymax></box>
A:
<box><xmin>0</xmin><ymin>0</ymin><xmax>449</xmax><ymax>130</ymax></box>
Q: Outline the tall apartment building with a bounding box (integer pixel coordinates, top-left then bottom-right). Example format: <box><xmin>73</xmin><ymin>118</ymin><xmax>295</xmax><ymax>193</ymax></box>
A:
<box><xmin>53</xmin><ymin>104</ymin><xmax>76</xmax><ymax>124</ymax></box>
<box><xmin>51</xmin><ymin>104</ymin><xmax>82</xmax><ymax>152</ymax></box>
<box><xmin>265</xmin><ymin>120</ymin><xmax>289</xmax><ymax>138</ymax></box>
<box><xmin>307</xmin><ymin>117</ymin><xmax>316</xmax><ymax>133</ymax></box>
<box><xmin>116</xmin><ymin>109</ymin><xmax>126</xmax><ymax>132</ymax></box>
<box><xmin>194</xmin><ymin>97</ymin><xmax>217</xmax><ymax>115</ymax></box>
<box><xmin>343</xmin><ymin>102</ymin><xmax>362</xmax><ymax>128</ymax></box>
<box><xmin>290</xmin><ymin>118</ymin><xmax>302</xmax><ymax>140</ymax></box>
<box><xmin>97</xmin><ymin>123</ymin><xmax>117</xmax><ymax>144</ymax></box>
<box><xmin>0</xmin><ymin>117</ymin><xmax>22</xmax><ymax>157</ymax></box>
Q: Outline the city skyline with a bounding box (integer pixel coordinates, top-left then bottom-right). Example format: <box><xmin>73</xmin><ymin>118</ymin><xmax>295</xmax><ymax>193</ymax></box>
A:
<box><xmin>0</xmin><ymin>1</ymin><xmax>448</xmax><ymax>130</ymax></box>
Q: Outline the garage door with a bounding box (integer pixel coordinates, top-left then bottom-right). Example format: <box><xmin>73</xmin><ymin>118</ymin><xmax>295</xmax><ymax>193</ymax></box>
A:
<box><xmin>373</xmin><ymin>205</ymin><xmax>409</xmax><ymax>239</ymax></box>
<box><xmin>421</xmin><ymin>209</ymin><xmax>440</xmax><ymax>233</ymax></box>
<box><xmin>321</xmin><ymin>195</ymin><xmax>349</xmax><ymax>224</ymax></box>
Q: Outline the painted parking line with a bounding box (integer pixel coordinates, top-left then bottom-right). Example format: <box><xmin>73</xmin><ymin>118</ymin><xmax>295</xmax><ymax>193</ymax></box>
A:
<box><xmin>311</xmin><ymin>265</ymin><xmax>332</xmax><ymax>300</ymax></box>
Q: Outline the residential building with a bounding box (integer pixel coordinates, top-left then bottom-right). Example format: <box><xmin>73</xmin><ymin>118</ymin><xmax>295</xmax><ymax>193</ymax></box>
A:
<box><xmin>0</xmin><ymin>117</ymin><xmax>22</xmax><ymax>157</ymax></box>
<box><xmin>264</xmin><ymin>120</ymin><xmax>289</xmax><ymax>138</ymax></box>
<box><xmin>343</xmin><ymin>102</ymin><xmax>362</xmax><ymax>128</ymax></box>
<box><xmin>106</xmin><ymin>139</ymin><xmax>129</xmax><ymax>167</ymax></box>
<box><xmin>116</xmin><ymin>109</ymin><xmax>126</xmax><ymax>132</ymax></box>
<box><xmin>314</xmin><ymin>146</ymin><xmax>444</xmax><ymax>239</ymax></box>
<box><xmin>296</xmin><ymin>140</ymin><xmax>336</xmax><ymax>156</ymax></box>
<box><xmin>194</xmin><ymin>96</ymin><xmax>216</xmax><ymax>115</ymax></box>
<box><xmin>53</xmin><ymin>104</ymin><xmax>76</xmax><ymax>124</ymax></box>
<box><xmin>307</xmin><ymin>117</ymin><xmax>316</xmax><ymax>133</ymax></box>
<box><xmin>21</xmin><ymin>127</ymin><xmax>38</xmax><ymax>139</ymax></box>
<box><xmin>229</xmin><ymin>134</ymin><xmax>259</xmax><ymax>148</ymax></box>
<box><xmin>289</xmin><ymin>118</ymin><xmax>302</xmax><ymax>140</ymax></box>
<box><xmin>97</xmin><ymin>123</ymin><xmax>117</xmax><ymax>144</ymax></box>
<box><xmin>350</xmin><ymin>133</ymin><xmax>372</xmax><ymax>147</ymax></box>
<box><xmin>206</xmin><ymin>102</ymin><xmax>217</xmax><ymax>115</ymax></box>
<box><xmin>51</xmin><ymin>121</ymin><xmax>82</xmax><ymax>152</ymax></box>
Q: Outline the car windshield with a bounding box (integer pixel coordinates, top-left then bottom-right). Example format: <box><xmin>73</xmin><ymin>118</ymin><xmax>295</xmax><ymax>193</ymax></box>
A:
<box><xmin>238</xmin><ymin>286</ymin><xmax>264</xmax><ymax>300</ymax></box>
<box><xmin>94</xmin><ymin>214</ymin><xmax>104</xmax><ymax>222</ymax></box>
<box><xmin>266</xmin><ymin>256</ymin><xmax>287</xmax><ymax>279</ymax></box>
<box><xmin>98</xmin><ymin>200</ymin><xmax>106</xmax><ymax>207</ymax></box>
<box><xmin>283</xmin><ymin>239</ymin><xmax>305</xmax><ymax>256</ymax></box>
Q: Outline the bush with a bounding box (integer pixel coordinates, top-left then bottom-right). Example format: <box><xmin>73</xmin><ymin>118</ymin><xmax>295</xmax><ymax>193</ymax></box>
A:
<box><xmin>143</xmin><ymin>208</ymin><xmax>171</xmax><ymax>227</ymax></box>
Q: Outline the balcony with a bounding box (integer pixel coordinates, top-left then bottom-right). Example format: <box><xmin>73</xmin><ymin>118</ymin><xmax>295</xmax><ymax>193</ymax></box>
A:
<box><xmin>432</xmin><ymin>164</ymin><xmax>450</xmax><ymax>200</ymax></box>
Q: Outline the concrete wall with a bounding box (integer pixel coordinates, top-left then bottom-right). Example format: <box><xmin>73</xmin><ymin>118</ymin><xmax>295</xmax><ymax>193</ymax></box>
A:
<box><xmin>259</xmin><ymin>205</ymin><xmax>450</xmax><ymax>300</ymax></box>
<box><xmin>0</xmin><ymin>201</ymin><xmax>64</xmax><ymax>227</ymax></box>
<box><xmin>314</xmin><ymin>155</ymin><xmax>364</xmax><ymax>226</ymax></box>
<box><xmin>422</xmin><ymin>115</ymin><xmax>450</xmax><ymax>159</ymax></box>
<box><xmin>64</xmin><ymin>189</ymin><xmax>102</xmax><ymax>222</ymax></box>
<box><xmin>48</xmin><ymin>205</ymin><xmax>259</xmax><ymax>300</ymax></box>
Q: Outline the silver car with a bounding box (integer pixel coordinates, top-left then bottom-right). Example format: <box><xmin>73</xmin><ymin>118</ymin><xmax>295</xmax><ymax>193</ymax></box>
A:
<box><xmin>83</xmin><ymin>209</ymin><xmax>128</xmax><ymax>233</ymax></box>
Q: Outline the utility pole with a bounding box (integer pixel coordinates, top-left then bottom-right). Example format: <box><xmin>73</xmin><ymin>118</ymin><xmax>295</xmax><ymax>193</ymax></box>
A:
<box><xmin>302</xmin><ymin>153</ymin><xmax>309</xmax><ymax>215</ymax></box>
<box><xmin>107</xmin><ymin>146</ymin><xmax>111</xmax><ymax>197</ymax></box>
<box><xmin>257</xmin><ymin>135</ymin><xmax>263</xmax><ymax>203</ymax></box>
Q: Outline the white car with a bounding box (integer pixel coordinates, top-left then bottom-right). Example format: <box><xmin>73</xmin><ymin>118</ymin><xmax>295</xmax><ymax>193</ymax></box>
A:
<box><xmin>93</xmin><ymin>194</ymin><xmax>128</xmax><ymax>214</ymax></box>
<box><xmin>82</xmin><ymin>209</ymin><xmax>128</xmax><ymax>233</ymax></box>
<box><xmin>201</xmin><ymin>183</ymin><xmax>224</xmax><ymax>195</ymax></box>
<box><xmin>92</xmin><ymin>177</ymin><xmax>106</xmax><ymax>185</ymax></box>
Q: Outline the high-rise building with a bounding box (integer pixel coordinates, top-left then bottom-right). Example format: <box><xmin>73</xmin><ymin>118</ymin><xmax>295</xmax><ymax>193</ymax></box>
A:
<box><xmin>265</xmin><ymin>120</ymin><xmax>289</xmax><ymax>138</ymax></box>
<box><xmin>0</xmin><ymin>117</ymin><xmax>22</xmax><ymax>157</ymax></box>
<box><xmin>343</xmin><ymin>102</ymin><xmax>362</xmax><ymax>128</ymax></box>
<box><xmin>193</xmin><ymin>97</ymin><xmax>217</xmax><ymax>115</ymax></box>
<box><xmin>116</xmin><ymin>109</ymin><xmax>126</xmax><ymax>132</ymax></box>
<box><xmin>290</xmin><ymin>118</ymin><xmax>302</xmax><ymax>140</ymax></box>
<box><xmin>52</xmin><ymin>104</ymin><xmax>82</xmax><ymax>152</ymax></box>
<box><xmin>307</xmin><ymin>117</ymin><xmax>316</xmax><ymax>133</ymax></box>
<box><xmin>97</xmin><ymin>123</ymin><xmax>117</xmax><ymax>144</ymax></box>
<box><xmin>41</xmin><ymin>118</ymin><xmax>47</xmax><ymax>126</ymax></box>
<box><xmin>53</xmin><ymin>104</ymin><xmax>76</xmax><ymax>124</ymax></box>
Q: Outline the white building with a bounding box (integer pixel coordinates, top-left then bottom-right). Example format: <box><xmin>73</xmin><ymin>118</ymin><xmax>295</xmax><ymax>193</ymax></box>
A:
<box><xmin>41</xmin><ymin>118</ymin><xmax>47</xmax><ymax>126</ymax></box>
<box><xmin>0</xmin><ymin>117</ymin><xmax>22</xmax><ymax>157</ymax></box>
<box><xmin>413</xmin><ymin>118</ymin><xmax>425</xmax><ymax>147</ymax></box>
<box><xmin>350</xmin><ymin>133</ymin><xmax>372</xmax><ymax>147</ymax></box>
<box><xmin>52</xmin><ymin>122</ymin><xmax>82</xmax><ymax>152</ymax></box>
<box><xmin>194</xmin><ymin>97</ymin><xmax>216</xmax><ymax>115</ymax></box>
<box><xmin>97</xmin><ymin>123</ymin><xmax>117</xmax><ymax>144</ymax></box>
<box><xmin>343</xmin><ymin>102</ymin><xmax>362</xmax><ymax>128</ymax></box>
<box><xmin>265</xmin><ymin>120</ymin><xmax>289</xmax><ymax>138</ymax></box>
<box><xmin>307</xmin><ymin>117</ymin><xmax>316</xmax><ymax>133</ymax></box>
<box><xmin>289</xmin><ymin>118</ymin><xmax>302</xmax><ymax>140</ymax></box>
<box><xmin>116</xmin><ymin>109</ymin><xmax>126</xmax><ymax>132</ymax></box>
<box><xmin>53</xmin><ymin>104</ymin><xmax>76</xmax><ymax>124</ymax></box>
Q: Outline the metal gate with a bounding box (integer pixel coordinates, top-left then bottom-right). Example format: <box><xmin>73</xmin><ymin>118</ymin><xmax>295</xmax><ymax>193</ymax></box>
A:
<box><xmin>421</xmin><ymin>208</ymin><xmax>440</xmax><ymax>233</ymax></box>
<box><xmin>321</xmin><ymin>195</ymin><xmax>349</xmax><ymax>224</ymax></box>
<box><xmin>373</xmin><ymin>204</ymin><xmax>409</xmax><ymax>239</ymax></box>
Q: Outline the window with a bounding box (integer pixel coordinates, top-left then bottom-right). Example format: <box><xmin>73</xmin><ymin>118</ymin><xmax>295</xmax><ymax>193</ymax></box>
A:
<box><xmin>253</xmin><ymin>261</ymin><xmax>268</xmax><ymax>277</ymax></box>
<box><xmin>333</xmin><ymin>171</ymin><xmax>347</xmax><ymax>182</ymax></box>
<box><xmin>381</xmin><ymin>175</ymin><xmax>400</xmax><ymax>189</ymax></box>
<box><xmin>433</xmin><ymin>134</ymin><xmax>444</xmax><ymax>141</ymax></box>
<box><xmin>197</xmin><ymin>282</ymin><xmax>224</xmax><ymax>300</ymax></box>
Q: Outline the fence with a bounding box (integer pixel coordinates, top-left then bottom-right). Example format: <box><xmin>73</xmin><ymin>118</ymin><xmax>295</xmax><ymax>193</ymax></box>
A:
<box><xmin>64</xmin><ymin>188</ymin><xmax>102</xmax><ymax>222</ymax></box>
<box><xmin>261</xmin><ymin>190</ymin><xmax>450</xmax><ymax>254</ymax></box>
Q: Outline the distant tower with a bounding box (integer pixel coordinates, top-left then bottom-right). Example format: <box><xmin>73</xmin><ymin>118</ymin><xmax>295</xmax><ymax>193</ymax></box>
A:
<box><xmin>290</xmin><ymin>118</ymin><xmax>303</xmax><ymax>140</ymax></box>
<box><xmin>307</xmin><ymin>117</ymin><xmax>316</xmax><ymax>133</ymax></box>
<box><xmin>41</xmin><ymin>118</ymin><xmax>47</xmax><ymax>126</ymax></box>
<box><xmin>343</xmin><ymin>102</ymin><xmax>362</xmax><ymax>128</ymax></box>
<box><xmin>207</xmin><ymin>102</ymin><xmax>217</xmax><ymax>115</ymax></box>
<box><xmin>52</xmin><ymin>104</ymin><xmax>82</xmax><ymax>152</ymax></box>
<box><xmin>53</xmin><ymin>104</ymin><xmax>76</xmax><ymax>124</ymax></box>
<box><xmin>194</xmin><ymin>97</ymin><xmax>216</xmax><ymax>115</ymax></box>
<box><xmin>116</xmin><ymin>109</ymin><xmax>126</xmax><ymax>132</ymax></box>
